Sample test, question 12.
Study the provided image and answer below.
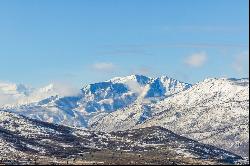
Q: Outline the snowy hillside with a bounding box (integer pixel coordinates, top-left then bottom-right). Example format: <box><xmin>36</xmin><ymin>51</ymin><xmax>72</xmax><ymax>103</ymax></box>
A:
<box><xmin>91</xmin><ymin>78</ymin><xmax>249</xmax><ymax>157</ymax></box>
<box><xmin>0</xmin><ymin>111</ymin><xmax>245</xmax><ymax>165</ymax></box>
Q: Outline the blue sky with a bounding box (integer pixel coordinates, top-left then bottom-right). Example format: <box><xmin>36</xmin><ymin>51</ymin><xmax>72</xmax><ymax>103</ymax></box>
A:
<box><xmin>0</xmin><ymin>0</ymin><xmax>249</xmax><ymax>88</ymax></box>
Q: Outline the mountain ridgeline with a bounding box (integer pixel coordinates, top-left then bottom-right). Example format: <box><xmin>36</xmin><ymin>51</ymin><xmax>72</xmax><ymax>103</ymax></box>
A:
<box><xmin>1</xmin><ymin>75</ymin><xmax>249</xmax><ymax>158</ymax></box>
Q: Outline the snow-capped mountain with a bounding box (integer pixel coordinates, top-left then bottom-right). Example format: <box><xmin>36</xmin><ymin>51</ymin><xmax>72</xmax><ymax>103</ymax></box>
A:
<box><xmin>1</xmin><ymin>75</ymin><xmax>249</xmax><ymax>157</ymax></box>
<box><xmin>81</xmin><ymin>75</ymin><xmax>191</xmax><ymax>112</ymax></box>
<box><xmin>2</xmin><ymin>75</ymin><xmax>191</xmax><ymax>127</ymax></box>
<box><xmin>90</xmin><ymin>77</ymin><xmax>249</xmax><ymax>157</ymax></box>
<box><xmin>0</xmin><ymin>111</ymin><xmax>245</xmax><ymax>165</ymax></box>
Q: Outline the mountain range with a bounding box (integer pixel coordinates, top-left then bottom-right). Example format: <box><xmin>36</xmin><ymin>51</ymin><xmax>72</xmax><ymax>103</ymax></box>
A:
<box><xmin>0</xmin><ymin>74</ymin><xmax>249</xmax><ymax>160</ymax></box>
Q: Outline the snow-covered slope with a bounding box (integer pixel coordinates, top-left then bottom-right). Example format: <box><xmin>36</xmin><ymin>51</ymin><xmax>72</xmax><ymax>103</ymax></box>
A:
<box><xmin>3</xmin><ymin>75</ymin><xmax>191</xmax><ymax>127</ymax></box>
<box><xmin>91</xmin><ymin>78</ymin><xmax>249</xmax><ymax>157</ymax></box>
<box><xmin>0</xmin><ymin>111</ymin><xmax>245</xmax><ymax>165</ymax></box>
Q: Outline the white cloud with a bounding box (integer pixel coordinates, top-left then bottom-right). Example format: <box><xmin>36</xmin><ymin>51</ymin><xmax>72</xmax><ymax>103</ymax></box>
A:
<box><xmin>125</xmin><ymin>80</ymin><xmax>151</xmax><ymax>104</ymax></box>
<box><xmin>232</xmin><ymin>51</ymin><xmax>249</xmax><ymax>75</ymax></box>
<box><xmin>125</xmin><ymin>80</ymin><xmax>144</xmax><ymax>95</ymax></box>
<box><xmin>0</xmin><ymin>82</ymin><xmax>27</xmax><ymax>106</ymax></box>
<box><xmin>0</xmin><ymin>81</ymin><xmax>80</xmax><ymax>107</ymax></box>
<box><xmin>0</xmin><ymin>93</ymin><xmax>18</xmax><ymax>106</ymax></box>
<box><xmin>51</xmin><ymin>82</ymin><xmax>80</xmax><ymax>97</ymax></box>
<box><xmin>184</xmin><ymin>52</ymin><xmax>207</xmax><ymax>68</ymax></box>
<box><xmin>92</xmin><ymin>62</ymin><xmax>117</xmax><ymax>72</ymax></box>
<box><xmin>24</xmin><ymin>82</ymin><xmax>80</xmax><ymax>102</ymax></box>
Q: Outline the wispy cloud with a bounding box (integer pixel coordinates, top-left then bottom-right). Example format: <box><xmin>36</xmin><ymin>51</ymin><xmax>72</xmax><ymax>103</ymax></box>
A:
<box><xmin>232</xmin><ymin>50</ymin><xmax>249</xmax><ymax>76</ymax></box>
<box><xmin>184</xmin><ymin>51</ymin><xmax>207</xmax><ymax>68</ymax></box>
<box><xmin>0</xmin><ymin>93</ymin><xmax>18</xmax><ymax>106</ymax></box>
<box><xmin>100</xmin><ymin>43</ymin><xmax>248</xmax><ymax>56</ymax></box>
<box><xmin>0</xmin><ymin>81</ymin><xmax>80</xmax><ymax>107</ymax></box>
<box><xmin>91</xmin><ymin>62</ymin><xmax>117</xmax><ymax>72</ymax></box>
<box><xmin>161</xmin><ymin>25</ymin><xmax>249</xmax><ymax>33</ymax></box>
<box><xmin>0</xmin><ymin>82</ymin><xmax>27</xmax><ymax>106</ymax></box>
<box><xmin>125</xmin><ymin>80</ymin><xmax>144</xmax><ymax>95</ymax></box>
<box><xmin>149</xmin><ymin>43</ymin><xmax>248</xmax><ymax>49</ymax></box>
<box><xmin>98</xmin><ymin>41</ymin><xmax>248</xmax><ymax>59</ymax></box>
<box><xmin>46</xmin><ymin>82</ymin><xmax>79</xmax><ymax>97</ymax></box>
<box><xmin>96</xmin><ymin>48</ymin><xmax>152</xmax><ymax>57</ymax></box>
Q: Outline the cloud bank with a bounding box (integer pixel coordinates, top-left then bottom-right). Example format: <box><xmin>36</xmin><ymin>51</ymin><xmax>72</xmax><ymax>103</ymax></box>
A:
<box><xmin>0</xmin><ymin>81</ymin><xmax>80</xmax><ymax>107</ymax></box>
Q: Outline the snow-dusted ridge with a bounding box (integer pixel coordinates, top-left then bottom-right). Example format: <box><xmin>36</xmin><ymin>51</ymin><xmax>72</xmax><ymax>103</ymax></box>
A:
<box><xmin>2</xmin><ymin>75</ymin><xmax>191</xmax><ymax>127</ymax></box>
<box><xmin>0</xmin><ymin>111</ymin><xmax>246</xmax><ymax>165</ymax></box>
<box><xmin>91</xmin><ymin>77</ymin><xmax>249</xmax><ymax>157</ymax></box>
<box><xmin>0</xmin><ymin>75</ymin><xmax>249</xmax><ymax>157</ymax></box>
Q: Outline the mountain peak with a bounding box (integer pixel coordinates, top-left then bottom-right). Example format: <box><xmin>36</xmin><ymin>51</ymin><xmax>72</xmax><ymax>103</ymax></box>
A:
<box><xmin>108</xmin><ymin>74</ymin><xmax>151</xmax><ymax>85</ymax></box>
